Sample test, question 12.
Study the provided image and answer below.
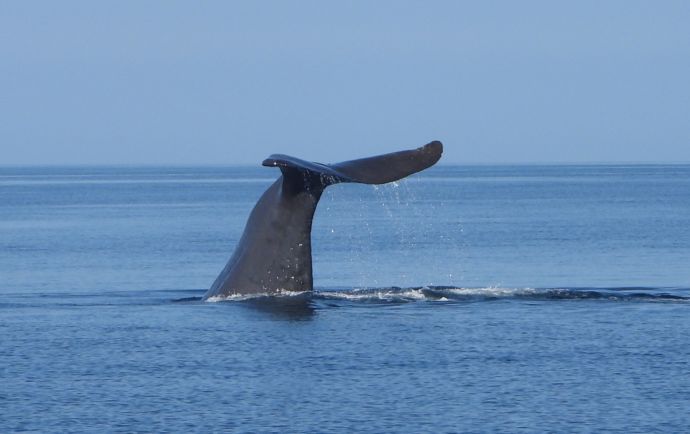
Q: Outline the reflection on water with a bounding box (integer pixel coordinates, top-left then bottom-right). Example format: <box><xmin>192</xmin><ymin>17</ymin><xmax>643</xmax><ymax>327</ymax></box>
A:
<box><xmin>239</xmin><ymin>295</ymin><xmax>316</xmax><ymax>320</ymax></box>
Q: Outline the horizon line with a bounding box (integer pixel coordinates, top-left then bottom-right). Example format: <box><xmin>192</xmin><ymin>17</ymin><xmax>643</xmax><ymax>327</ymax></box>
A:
<box><xmin>1</xmin><ymin>161</ymin><xmax>690</xmax><ymax>168</ymax></box>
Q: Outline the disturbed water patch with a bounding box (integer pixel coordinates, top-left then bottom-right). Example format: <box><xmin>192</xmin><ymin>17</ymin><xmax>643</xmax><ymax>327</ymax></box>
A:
<box><xmin>315</xmin><ymin>286</ymin><xmax>690</xmax><ymax>304</ymax></box>
<box><xmin>195</xmin><ymin>286</ymin><xmax>690</xmax><ymax>304</ymax></box>
<box><xmin>3</xmin><ymin>286</ymin><xmax>688</xmax><ymax>310</ymax></box>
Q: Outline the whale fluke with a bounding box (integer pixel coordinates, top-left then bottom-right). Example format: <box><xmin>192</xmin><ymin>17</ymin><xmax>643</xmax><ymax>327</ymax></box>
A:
<box><xmin>329</xmin><ymin>140</ymin><xmax>443</xmax><ymax>185</ymax></box>
<box><xmin>203</xmin><ymin>141</ymin><xmax>443</xmax><ymax>300</ymax></box>
<box><xmin>263</xmin><ymin>140</ymin><xmax>443</xmax><ymax>187</ymax></box>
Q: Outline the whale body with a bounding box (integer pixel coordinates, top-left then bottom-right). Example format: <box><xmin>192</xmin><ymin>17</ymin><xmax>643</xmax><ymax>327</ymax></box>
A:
<box><xmin>203</xmin><ymin>141</ymin><xmax>443</xmax><ymax>300</ymax></box>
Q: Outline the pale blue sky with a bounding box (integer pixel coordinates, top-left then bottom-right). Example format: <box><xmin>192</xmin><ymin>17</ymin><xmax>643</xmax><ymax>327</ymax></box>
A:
<box><xmin>1</xmin><ymin>1</ymin><xmax>689</xmax><ymax>165</ymax></box>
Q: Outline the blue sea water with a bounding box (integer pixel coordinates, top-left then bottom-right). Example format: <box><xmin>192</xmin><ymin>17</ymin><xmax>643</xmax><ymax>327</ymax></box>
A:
<box><xmin>1</xmin><ymin>164</ymin><xmax>689</xmax><ymax>432</ymax></box>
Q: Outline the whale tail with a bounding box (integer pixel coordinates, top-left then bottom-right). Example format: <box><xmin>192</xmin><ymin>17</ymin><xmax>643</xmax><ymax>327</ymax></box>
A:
<box><xmin>263</xmin><ymin>140</ymin><xmax>443</xmax><ymax>191</ymax></box>
<box><xmin>204</xmin><ymin>141</ymin><xmax>443</xmax><ymax>299</ymax></box>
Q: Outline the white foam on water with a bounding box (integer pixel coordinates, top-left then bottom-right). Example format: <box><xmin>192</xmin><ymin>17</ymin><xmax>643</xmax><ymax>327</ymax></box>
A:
<box><xmin>316</xmin><ymin>286</ymin><xmax>554</xmax><ymax>302</ymax></box>
<box><xmin>318</xmin><ymin>288</ymin><xmax>427</xmax><ymax>301</ymax></box>
<box><xmin>205</xmin><ymin>289</ymin><xmax>309</xmax><ymax>302</ymax></box>
<box><xmin>441</xmin><ymin>287</ymin><xmax>539</xmax><ymax>297</ymax></box>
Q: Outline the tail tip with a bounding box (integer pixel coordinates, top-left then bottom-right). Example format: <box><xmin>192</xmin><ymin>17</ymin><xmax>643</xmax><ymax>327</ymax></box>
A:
<box><xmin>420</xmin><ymin>141</ymin><xmax>443</xmax><ymax>164</ymax></box>
<box><xmin>422</xmin><ymin>140</ymin><xmax>443</xmax><ymax>153</ymax></box>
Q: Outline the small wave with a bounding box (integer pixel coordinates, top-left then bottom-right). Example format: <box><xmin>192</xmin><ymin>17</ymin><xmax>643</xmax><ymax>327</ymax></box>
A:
<box><xmin>171</xmin><ymin>296</ymin><xmax>203</xmax><ymax>303</ymax></box>
<box><xmin>312</xmin><ymin>286</ymin><xmax>690</xmax><ymax>304</ymax></box>
<box><xmin>314</xmin><ymin>286</ymin><xmax>538</xmax><ymax>303</ymax></box>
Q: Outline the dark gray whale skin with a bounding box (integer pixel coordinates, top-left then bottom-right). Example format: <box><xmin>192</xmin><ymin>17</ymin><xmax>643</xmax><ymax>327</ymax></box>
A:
<box><xmin>202</xmin><ymin>141</ymin><xmax>443</xmax><ymax>300</ymax></box>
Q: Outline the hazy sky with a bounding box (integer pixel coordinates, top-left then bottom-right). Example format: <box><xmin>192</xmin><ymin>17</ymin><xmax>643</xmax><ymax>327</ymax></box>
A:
<box><xmin>1</xmin><ymin>1</ymin><xmax>689</xmax><ymax>165</ymax></box>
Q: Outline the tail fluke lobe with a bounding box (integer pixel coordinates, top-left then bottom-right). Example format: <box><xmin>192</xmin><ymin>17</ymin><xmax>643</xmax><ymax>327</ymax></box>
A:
<box><xmin>329</xmin><ymin>140</ymin><xmax>442</xmax><ymax>185</ymax></box>
<box><xmin>263</xmin><ymin>141</ymin><xmax>443</xmax><ymax>190</ymax></box>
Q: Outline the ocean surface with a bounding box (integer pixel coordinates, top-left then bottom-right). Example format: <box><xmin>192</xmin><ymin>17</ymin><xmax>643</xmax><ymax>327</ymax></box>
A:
<box><xmin>1</xmin><ymin>164</ymin><xmax>689</xmax><ymax>432</ymax></box>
